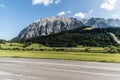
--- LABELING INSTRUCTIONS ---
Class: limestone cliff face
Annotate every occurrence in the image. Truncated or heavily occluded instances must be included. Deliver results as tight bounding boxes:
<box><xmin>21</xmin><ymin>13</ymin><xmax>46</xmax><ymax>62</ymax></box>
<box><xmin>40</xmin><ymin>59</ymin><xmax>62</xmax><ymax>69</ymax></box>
<box><xmin>14</xmin><ymin>17</ymin><xmax>120</xmax><ymax>41</ymax></box>
<box><xmin>82</xmin><ymin>18</ymin><xmax>120</xmax><ymax>28</ymax></box>
<box><xmin>17</xmin><ymin>16</ymin><xmax>84</xmax><ymax>40</ymax></box>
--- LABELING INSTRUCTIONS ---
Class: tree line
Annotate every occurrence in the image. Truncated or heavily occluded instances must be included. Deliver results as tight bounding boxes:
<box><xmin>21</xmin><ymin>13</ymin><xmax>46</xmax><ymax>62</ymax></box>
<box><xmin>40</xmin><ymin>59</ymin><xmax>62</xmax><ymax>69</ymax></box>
<box><xmin>21</xmin><ymin>26</ymin><xmax>120</xmax><ymax>47</ymax></box>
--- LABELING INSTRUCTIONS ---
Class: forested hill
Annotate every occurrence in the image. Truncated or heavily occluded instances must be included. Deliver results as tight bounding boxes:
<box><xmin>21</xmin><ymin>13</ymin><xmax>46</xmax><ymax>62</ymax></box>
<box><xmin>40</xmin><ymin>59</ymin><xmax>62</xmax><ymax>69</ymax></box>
<box><xmin>13</xmin><ymin>17</ymin><xmax>120</xmax><ymax>41</ymax></box>
<box><xmin>22</xmin><ymin>26</ymin><xmax>120</xmax><ymax>47</ymax></box>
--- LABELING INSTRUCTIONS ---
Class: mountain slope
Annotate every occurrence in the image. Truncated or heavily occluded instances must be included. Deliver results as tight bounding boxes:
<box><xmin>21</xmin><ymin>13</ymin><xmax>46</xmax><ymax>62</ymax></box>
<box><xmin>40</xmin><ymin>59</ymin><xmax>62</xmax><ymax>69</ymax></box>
<box><xmin>82</xmin><ymin>18</ymin><xmax>120</xmax><ymax>28</ymax></box>
<box><xmin>23</xmin><ymin>26</ymin><xmax>120</xmax><ymax>47</ymax></box>
<box><xmin>109</xmin><ymin>33</ymin><xmax>120</xmax><ymax>44</ymax></box>
<box><xmin>13</xmin><ymin>17</ymin><xmax>120</xmax><ymax>41</ymax></box>
<box><xmin>15</xmin><ymin>16</ymin><xmax>84</xmax><ymax>40</ymax></box>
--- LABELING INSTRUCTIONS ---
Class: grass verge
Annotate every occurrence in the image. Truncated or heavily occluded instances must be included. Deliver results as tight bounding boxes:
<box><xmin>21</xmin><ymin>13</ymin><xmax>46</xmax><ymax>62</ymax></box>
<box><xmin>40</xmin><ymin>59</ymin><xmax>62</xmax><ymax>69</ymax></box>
<box><xmin>0</xmin><ymin>50</ymin><xmax>120</xmax><ymax>63</ymax></box>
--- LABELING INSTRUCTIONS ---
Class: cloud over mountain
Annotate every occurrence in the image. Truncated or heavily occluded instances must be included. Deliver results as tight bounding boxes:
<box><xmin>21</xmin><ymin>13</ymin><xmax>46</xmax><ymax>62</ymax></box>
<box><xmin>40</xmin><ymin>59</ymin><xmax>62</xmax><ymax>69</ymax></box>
<box><xmin>100</xmin><ymin>0</ymin><xmax>117</xmax><ymax>11</ymax></box>
<box><xmin>57</xmin><ymin>11</ymin><xmax>71</xmax><ymax>16</ymax></box>
<box><xmin>57</xmin><ymin>11</ymin><xmax>65</xmax><ymax>16</ymax></box>
<box><xmin>32</xmin><ymin>0</ymin><xmax>60</xmax><ymax>6</ymax></box>
<box><xmin>74</xmin><ymin>12</ymin><xmax>86</xmax><ymax>19</ymax></box>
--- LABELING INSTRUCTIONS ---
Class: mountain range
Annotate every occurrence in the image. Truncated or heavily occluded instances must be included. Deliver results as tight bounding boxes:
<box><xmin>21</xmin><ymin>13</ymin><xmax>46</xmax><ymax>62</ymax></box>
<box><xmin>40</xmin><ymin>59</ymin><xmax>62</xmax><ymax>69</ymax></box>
<box><xmin>13</xmin><ymin>16</ymin><xmax>120</xmax><ymax>41</ymax></box>
<box><xmin>82</xmin><ymin>18</ymin><xmax>120</xmax><ymax>28</ymax></box>
<box><xmin>22</xmin><ymin>26</ymin><xmax>120</xmax><ymax>47</ymax></box>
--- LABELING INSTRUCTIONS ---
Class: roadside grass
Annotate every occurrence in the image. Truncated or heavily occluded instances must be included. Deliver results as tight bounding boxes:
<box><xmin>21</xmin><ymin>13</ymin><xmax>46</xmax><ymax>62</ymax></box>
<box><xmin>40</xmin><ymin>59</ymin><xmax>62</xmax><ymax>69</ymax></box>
<box><xmin>0</xmin><ymin>50</ymin><xmax>120</xmax><ymax>63</ymax></box>
<box><xmin>1</xmin><ymin>43</ymin><xmax>120</xmax><ymax>63</ymax></box>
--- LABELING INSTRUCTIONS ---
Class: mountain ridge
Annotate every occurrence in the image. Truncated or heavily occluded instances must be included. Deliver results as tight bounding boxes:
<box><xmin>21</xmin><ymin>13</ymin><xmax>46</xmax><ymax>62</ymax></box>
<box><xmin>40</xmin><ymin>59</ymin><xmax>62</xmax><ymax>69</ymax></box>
<box><xmin>13</xmin><ymin>16</ymin><xmax>120</xmax><ymax>41</ymax></box>
<box><xmin>82</xmin><ymin>18</ymin><xmax>120</xmax><ymax>28</ymax></box>
<box><xmin>22</xmin><ymin>26</ymin><xmax>120</xmax><ymax>47</ymax></box>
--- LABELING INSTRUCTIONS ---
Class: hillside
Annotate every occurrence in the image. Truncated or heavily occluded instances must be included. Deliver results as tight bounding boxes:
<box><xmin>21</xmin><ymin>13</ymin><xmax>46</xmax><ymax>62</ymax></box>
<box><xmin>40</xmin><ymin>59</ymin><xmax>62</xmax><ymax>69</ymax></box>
<box><xmin>13</xmin><ymin>16</ymin><xmax>120</xmax><ymax>41</ymax></box>
<box><xmin>109</xmin><ymin>33</ymin><xmax>120</xmax><ymax>44</ymax></box>
<box><xmin>13</xmin><ymin>16</ymin><xmax>84</xmax><ymax>40</ymax></box>
<box><xmin>82</xmin><ymin>18</ymin><xmax>120</xmax><ymax>28</ymax></box>
<box><xmin>22</xmin><ymin>26</ymin><xmax>120</xmax><ymax>47</ymax></box>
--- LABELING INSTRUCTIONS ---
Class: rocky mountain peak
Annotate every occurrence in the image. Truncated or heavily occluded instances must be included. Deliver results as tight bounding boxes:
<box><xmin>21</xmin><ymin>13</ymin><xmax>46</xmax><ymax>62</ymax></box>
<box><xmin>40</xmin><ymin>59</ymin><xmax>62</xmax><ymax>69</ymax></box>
<box><xmin>17</xmin><ymin>16</ymin><xmax>84</xmax><ymax>40</ymax></box>
<box><xmin>13</xmin><ymin>17</ymin><xmax>120</xmax><ymax>41</ymax></box>
<box><xmin>82</xmin><ymin>18</ymin><xmax>120</xmax><ymax>28</ymax></box>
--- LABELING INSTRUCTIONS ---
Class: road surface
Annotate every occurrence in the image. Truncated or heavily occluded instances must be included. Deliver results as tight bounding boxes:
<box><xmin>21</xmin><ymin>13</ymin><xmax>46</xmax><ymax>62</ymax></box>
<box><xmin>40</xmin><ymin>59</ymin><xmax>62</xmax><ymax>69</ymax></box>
<box><xmin>0</xmin><ymin>58</ymin><xmax>120</xmax><ymax>80</ymax></box>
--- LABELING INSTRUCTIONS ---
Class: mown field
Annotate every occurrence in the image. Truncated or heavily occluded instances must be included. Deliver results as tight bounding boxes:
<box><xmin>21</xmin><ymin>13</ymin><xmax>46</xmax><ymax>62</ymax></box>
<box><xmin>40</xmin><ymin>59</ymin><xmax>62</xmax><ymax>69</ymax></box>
<box><xmin>0</xmin><ymin>43</ymin><xmax>120</xmax><ymax>63</ymax></box>
<box><xmin>1</xmin><ymin>50</ymin><xmax>120</xmax><ymax>63</ymax></box>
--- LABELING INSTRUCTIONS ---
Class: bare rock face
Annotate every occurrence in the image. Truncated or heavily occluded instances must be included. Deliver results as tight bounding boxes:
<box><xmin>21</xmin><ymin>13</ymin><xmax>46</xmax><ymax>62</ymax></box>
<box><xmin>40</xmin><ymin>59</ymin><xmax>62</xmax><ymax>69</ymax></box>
<box><xmin>17</xmin><ymin>16</ymin><xmax>84</xmax><ymax>40</ymax></box>
<box><xmin>13</xmin><ymin>16</ymin><xmax>120</xmax><ymax>41</ymax></box>
<box><xmin>82</xmin><ymin>18</ymin><xmax>120</xmax><ymax>28</ymax></box>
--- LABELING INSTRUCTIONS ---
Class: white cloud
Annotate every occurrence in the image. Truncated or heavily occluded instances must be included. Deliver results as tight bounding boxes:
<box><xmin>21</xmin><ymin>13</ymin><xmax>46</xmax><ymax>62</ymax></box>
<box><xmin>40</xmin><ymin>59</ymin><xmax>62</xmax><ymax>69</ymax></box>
<box><xmin>100</xmin><ymin>0</ymin><xmax>117</xmax><ymax>11</ymax></box>
<box><xmin>67</xmin><ymin>11</ymin><xmax>72</xmax><ymax>13</ymax></box>
<box><xmin>55</xmin><ymin>0</ymin><xmax>60</xmax><ymax>4</ymax></box>
<box><xmin>32</xmin><ymin>0</ymin><xmax>61</xmax><ymax>6</ymax></box>
<box><xmin>86</xmin><ymin>9</ymin><xmax>94</xmax><ymax>18</ymax></box>
<box><xmin>57</xmin><ymin>11</ymin><xmax>66</xmax><ymax>16</ymax></box>
<box><xmin>0</xmin><ymin>4</ymin><xmax>5</xmax><ymax>8</ymax></box>
<box><xmin>74</xmin><ymin>9</ymin><xmax>94</xmax><ymax>19</ymax></box>
<box><xmin>32</xmin><ymin>0</ymin><xmax>53</xmax><ymax>6</ymax></box>
<box><xmin>74</xmin><ymin>12</ymin><xmax>86</xmax><ymax>19</ymax></box>
<box><xmin>88</xmin><ymin>9</ymin><xmax>94</xmax><ymax>14</ymax></box>
<box><xmin>57</xmin><ymin>10</ymin><xmax>71</xmax><ymax>16</ymax></box>
<box><xmin>112</xmin><ymin>14</ymin><xmax>120</xmax><ymax>19</ymax></box>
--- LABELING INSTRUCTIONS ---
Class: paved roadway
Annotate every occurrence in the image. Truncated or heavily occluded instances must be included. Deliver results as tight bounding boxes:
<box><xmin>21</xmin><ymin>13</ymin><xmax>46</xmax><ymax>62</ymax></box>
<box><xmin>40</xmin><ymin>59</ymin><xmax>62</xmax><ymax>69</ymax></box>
<box><xmin>0</xmin><ymin>58</ymin><xmax>120</xmax><ymax>80</ymax></box>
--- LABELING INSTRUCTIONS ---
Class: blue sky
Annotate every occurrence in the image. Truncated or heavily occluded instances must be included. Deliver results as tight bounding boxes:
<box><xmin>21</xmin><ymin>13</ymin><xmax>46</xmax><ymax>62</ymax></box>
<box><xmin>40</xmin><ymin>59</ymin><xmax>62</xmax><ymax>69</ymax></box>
<box><xmin>0</xmin><ymin>0</ymin><xmax>120</xmax><ymax>40</ymax></box>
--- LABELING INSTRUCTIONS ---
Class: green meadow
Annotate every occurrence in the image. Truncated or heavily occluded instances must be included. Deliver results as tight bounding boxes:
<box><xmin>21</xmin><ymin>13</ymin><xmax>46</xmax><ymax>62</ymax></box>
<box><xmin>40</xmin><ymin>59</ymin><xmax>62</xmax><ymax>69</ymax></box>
<box><xmin>0</xmin><ymin>43</ymin><xmax>120</xmax><ymax>63</ymax></box>
<box><xmin>1</xmin><ymin>50</ymin><xmax>120</xmax><ymax>63</ymax></box>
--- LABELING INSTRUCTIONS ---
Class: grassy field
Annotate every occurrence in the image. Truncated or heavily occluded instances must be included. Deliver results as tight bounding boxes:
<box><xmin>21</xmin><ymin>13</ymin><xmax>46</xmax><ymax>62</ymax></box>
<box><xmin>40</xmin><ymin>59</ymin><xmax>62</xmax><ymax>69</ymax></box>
<box><xmin>1</xmin><ymin>43</ymin><xmax>47</xmax><ymax>49</ymax></box>
<box><xmin>1</xmin><ymin>42</ymin><xmax>120</xmax><ymax>63</ymax></box>
<box><xmin>1</xmin><ymin>50</ymin><xmax>120</xmax><ymax>63</ymax></box>
<box><xmin>0</xmin><ymin>43</ymin><xmax>105</xmax><ymax>52</ymax></box>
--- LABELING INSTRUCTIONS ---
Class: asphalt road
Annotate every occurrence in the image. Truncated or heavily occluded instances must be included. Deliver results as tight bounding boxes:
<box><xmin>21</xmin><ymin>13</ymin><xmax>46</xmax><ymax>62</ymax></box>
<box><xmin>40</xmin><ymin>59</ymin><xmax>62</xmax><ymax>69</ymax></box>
<box><xmin>0</xmin><ymin>58</ymin><xmax>120</xmax><ymax>80</ymax></box>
